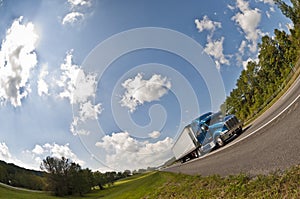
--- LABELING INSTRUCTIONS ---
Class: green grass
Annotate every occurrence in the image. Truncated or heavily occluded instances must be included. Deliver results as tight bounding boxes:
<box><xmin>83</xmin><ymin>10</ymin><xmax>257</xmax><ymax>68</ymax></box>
<box><xmin>0</xmin><ymin>185</ymin><xmax>56</xmax><ymax>199</ymax></box>
<box><xmin>1</xmin><ymin>166</ymin><xmax>300</xmax><ymax>198</ymax></box>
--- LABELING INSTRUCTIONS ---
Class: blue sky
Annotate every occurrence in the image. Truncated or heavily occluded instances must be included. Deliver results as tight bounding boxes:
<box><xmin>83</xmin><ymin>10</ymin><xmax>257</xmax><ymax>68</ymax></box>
<box><xmin>0</xmin><ymin>0</ymin><xmax>292</xmax><ymax>171</ymax></box>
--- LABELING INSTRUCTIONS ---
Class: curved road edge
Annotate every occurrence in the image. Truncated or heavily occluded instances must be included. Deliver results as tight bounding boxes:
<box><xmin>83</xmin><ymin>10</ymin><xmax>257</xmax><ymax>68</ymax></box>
<box><xmin>163</xmin><ymin>74</ymin><xmax>300</xmax><ymax>176</ymax></box>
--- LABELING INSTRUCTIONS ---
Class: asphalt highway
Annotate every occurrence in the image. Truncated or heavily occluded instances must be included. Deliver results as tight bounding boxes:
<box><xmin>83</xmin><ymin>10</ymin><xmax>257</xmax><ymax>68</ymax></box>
<box><xmin>164</xmin><ymin>75</ymin><xmax>300</xmax><ymax>176</ymax></box>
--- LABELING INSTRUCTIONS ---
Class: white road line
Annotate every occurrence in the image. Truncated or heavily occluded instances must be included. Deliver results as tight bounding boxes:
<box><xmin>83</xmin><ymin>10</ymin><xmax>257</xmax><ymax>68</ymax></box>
<box><xmin>282</xmin><ymin>76</ymin><xmax>300</xmax><ymax>100</ymax></box>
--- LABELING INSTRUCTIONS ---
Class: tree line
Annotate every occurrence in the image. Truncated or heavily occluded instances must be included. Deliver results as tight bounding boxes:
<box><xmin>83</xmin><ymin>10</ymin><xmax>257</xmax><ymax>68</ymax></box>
<box><xmin>40</xmin><ymin>156</ymin><xmax>135</xmax><ymax>196</ymax></box>
<box><xmin>221</xmin><ymin>0</ymin><xmax>300</xmax><ymax>121</ymax></box>
<box><xmin>0</xmin><ymin>160</ymin><xmax>46</xmax><ymax>190</ymax></box>
<box><xmin>0</xmin><ymin>157</ymin><xmax>149</xmax><ymax>196</ymax></box>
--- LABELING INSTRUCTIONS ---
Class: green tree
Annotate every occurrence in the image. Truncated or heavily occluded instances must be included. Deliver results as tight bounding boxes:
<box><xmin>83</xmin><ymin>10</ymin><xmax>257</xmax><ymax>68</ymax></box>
<box><xmin>0</xmin><ymin>165</ymin><xmax>8</xmax><ymax>183</ymax></box>
<box><xmin>223</xmin><ymin>0</ymin><xmax>300</xmax><ymax>121</ymax></box>
<box><xmin>41</xmin><ymin>156</ymin><xmax>70</xmax><ymax>196</ymax></box>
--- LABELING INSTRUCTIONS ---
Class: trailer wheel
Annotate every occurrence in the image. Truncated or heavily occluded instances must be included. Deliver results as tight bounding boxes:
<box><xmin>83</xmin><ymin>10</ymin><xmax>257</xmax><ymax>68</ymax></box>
<box><xmin>181</xmin><ymin>157</ymin><xmax>186</xmax><ymax>163</ymax></box>
<box><xmin>216</xmin><ymin>137</ymin><xmax>225</xmax><ymax>147</ymax></box>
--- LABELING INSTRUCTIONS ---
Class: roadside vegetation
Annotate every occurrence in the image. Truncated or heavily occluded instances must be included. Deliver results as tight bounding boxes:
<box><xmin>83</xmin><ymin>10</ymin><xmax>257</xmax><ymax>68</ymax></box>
<box><xmin>221</xmin><ymin>0</ymin><xmax>300</xmax><ymax>123</ymax></box>
<box><xmin>0</xmin><ymin>157</ymin><xmax>135</xmax><ymax>197</ymax></box>
<box><xmin>1</xmin><ymin>165</ymin><xmax>300</xmax><ymax>199</ymax></box>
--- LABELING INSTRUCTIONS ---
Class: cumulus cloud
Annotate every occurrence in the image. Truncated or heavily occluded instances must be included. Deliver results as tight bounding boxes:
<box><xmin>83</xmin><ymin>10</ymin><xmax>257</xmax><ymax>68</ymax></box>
<box><xmin>204</xmin><ymin>37</ymin><xmax>230</xmax><ymax>70</ymax></box>
<box><xmin>62</xmin><ymin>12</ymin><xmax>84</xmax><ymax>25</ymax></box>
<box><xmin>0</xmin><ymin>143</ymin><xmax>39</xmax><ymax>170</ymax></box>
<box><xmin>194</xmin><ymin>15</ymin><xmax>229</xmax><ymax>69</ymax></box>
<box><xmin>195</xmin><ymin>15</ymin><xmax>221</xmax><ymax>39</ymax></box>
<box><xmin>62</xmin><ymin>0</ymin><xmax>92</xmax><ymax>25</ymax></box>
<box><xmin>56</xmin><ymin>50</ymin><xmax>102</xmax><ymax>136</ymax></box>
<box><xmin>95</xmin><ymin>132</ymin><xmax>173</xmax><ymax>171</ymax></box>
<box><xmin>120</xmin><ymin>73</ymin><xmax>171</xmax><ymax>112</ymax></box>
<box><xmin>70</xmin><ymin>100</ymin><xmax>102</xmax><ymax>135</ymax></box>
<box><xmin>57</xmin><ymin>50</ymin><xmax>97</xmax><ymax>104</ymax></box>
<box><xmin>32</xmin><ymin>144</ymin><xmax>44</xmax><ymax>155</ymax></box>
<box><xmin>0</xmin><ymin>142</ymin><xmax>12</xmax><ymax>162</ymax></box>
<box><xmin>0</xmin><ymin>142</ymin><xmax>25</xmax><ymax>166</ymax></box>
<box><xmin>238</xmin><ymin>40</ymin><xmax>247</xmax><ymax>55</ymax></box>
<box><xmin>236</xmin><ymin>40</ymin><xmax>248</xmax><ymax>66</ymax></box>
<box><xmin>37</xmin><ymin>64</ymin><xmax>49</xmax><ymax>96</ymax></box>
<box><xmin>79</xmin><ymin>100</ymin><xmax>102</xmax><ymax>121</ymax></box>
<box><xmin>0</xmin><ymin>17</ymin><xmax>38</xmax><ymax>107</ymax></box>
<box><xmin>24</xmin><ymin>143</ymin><xmax>85</xmax><ymax>167</ymax></box>
<box><xmin>232</xmin><ymin>0</ymin><xmax>262</xmax><ymax>53</ymax></box>
<box><xmin>148</xmin><ymin>131</ymin><xmax>161</xmax><ymax>139</ymax></box>
<box><xmin>68</xmin><ymin>0</ymin><xmax>92</xmax><ymax>7</ymax></box>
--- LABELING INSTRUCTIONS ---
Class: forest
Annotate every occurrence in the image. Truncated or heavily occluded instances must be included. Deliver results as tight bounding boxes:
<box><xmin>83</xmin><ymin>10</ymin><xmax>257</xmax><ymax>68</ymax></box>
<box><xmin>0</xmin><ymin>157</ymin><xmax>147</xmax><ymax>196</ymax></box>
<box><xmin>221</xmin><ymin>0</ymin><xmax>300</xmax><ymax>121</ymax></box>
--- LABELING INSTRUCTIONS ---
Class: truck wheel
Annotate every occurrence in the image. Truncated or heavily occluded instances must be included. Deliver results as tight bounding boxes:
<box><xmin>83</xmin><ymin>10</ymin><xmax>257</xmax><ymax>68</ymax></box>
<box><xmin>216</xmin><ymin>137</ymin><xmax>225</xmax><ymax>147</ymax></box>
<box><xmin>237</xmin><ymin>128</ymin><xmax>243</xmax><ymax>135</ymax></box>
<box><xmin>196</xmin><ymin>149</ymin><xmax>202</xmax><ymax>157</ymax></box>
<box><xmin>181</xmin><ymin>158</ymin><xmax>186</xmax><ymax>163</ymax></box>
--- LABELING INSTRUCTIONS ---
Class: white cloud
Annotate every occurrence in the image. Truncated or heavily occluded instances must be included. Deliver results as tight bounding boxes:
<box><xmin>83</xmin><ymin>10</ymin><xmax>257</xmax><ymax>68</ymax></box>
<box><xmin>0</xmin><ymin>17</ymin><xmax>38</xmax><ymax>107</ymax></box>
<box><xmin>227</xmin><ymin>4</ymin><xmax>235</xmax><ymax>10</ymax></box>
<box><xmin>32</xmin><ymin>144</ymin><xmax>44</xmax><ymax>155</ymax></box>
<box><xmin>56</xmin><ymin>50</ymin><xmax>101</xmax><ymax>136</ymax></box>
<box><xmin>62</xmin><ymin>12</ymin><xmax>84</xmax><ymax>25</ymax></box>
<box><xmin>0</xmin><ymin>142</ymin><xmax>84</xmax><ymax>171</ymax></box>
<box><xmin>70</xmin><ymin>100</ymin><xmax>102</xmax><ymax>135</ymax></box>
<box><xmin>232</xmin><ymin>0</ymin><xmax>262</xmax><ymax>53</ymax></box>
<box><xmin>149</xmin><ymin>131</ymin><xmax>161</xmax><ymax>139</ymax></box>
<box><xmin>0</xmin><ymin>142</ymin><xmax>12</xmax><ymax>162</ymax></box>
<box><xmin>29</xmin><ymin>143</ymin><xmax>84</xmax><ymax>166</ymax></box>
<box><xmin>95</xmin><ymin>132</ymin><xmax>173</xmax><ymax>171</ymax></box>
<box><xmin>195</xmin><ymin>15</ymin><xmax>221</xmax><ymax>33</ymax></box>
<box><xmin>18</xmin><ymin>143</ymin><xmax>85</xmax><ymax>170</ymax></box>
<box><xmin>0</xmin><ymin>143</ymin><xmax>25</xmax><ymax>168</ymax></box>
<box><xmin>68</xmin><ymin>0</ymin><xmax>92</xmax><ymax>7</ymax></box>
<box><xmin>37</xmin><ymin>64</ymin><xmax>49</xmax><ymax>96</ymax></box>
<box><xmin>43</xmin><ymin>143</ymin><xmax>84</xmax><ymax>165</ymax></box>
<box><xmin>204</xmin><ymin>37</ymin><xmax>229</xmax><ymax>70</ymax></box>
<box><xmin>120</xmin><ymin>73</ymin><xmax>171</xmax><ymax>112</ymax></box>
<box><xmin>266</xmin><ymin>11</ymin><xmax>271</xmax><ymax>19</ymax></box>
<box><xmin>79</xmin><ymin>100</ymin><xmax>102</xmax><ymax>121</ymax></box>
<box><xmin>62</xmin><ymin>0</ymin><xmax>92</xmax><ymax>26</ymax></box>
<box><xmin>194</xmin><ymin>15</ymin><xmax>229</xmax><ymax>69</ymax></box>
<box><xmin>258</xmin><ymin>0</ymin><xmax>274</xmax><ymax>5</ymax></box>
<box><xmin>57</xmin><ymin>50</ymin><xmax>97</xmax><ymax>104</ymax></box>
<box><xmin>236</xmin><ymin>40</ymin><xmax>248</xmax><ymax>66</ymax></box>
<box><xmin>238</xmin><ymin>40</ymin><xmax>247</xmax><ymax>55</ymax></box>
<box><xmin>242</xmin><ymin>57</ymin><xmax>258</xmax><ymax>70</ymax></box>
<box><xmin>195</xmin><ymin>15</ymin><xmax>222</xmax><ymax>42</ymax></box>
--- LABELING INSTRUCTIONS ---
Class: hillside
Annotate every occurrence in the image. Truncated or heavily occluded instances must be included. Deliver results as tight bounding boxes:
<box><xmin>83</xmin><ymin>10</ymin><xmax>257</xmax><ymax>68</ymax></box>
<box><xmin>0</xmin><ymin>160</ymin><xmax>46</xmax><ymax>190</ymax></box>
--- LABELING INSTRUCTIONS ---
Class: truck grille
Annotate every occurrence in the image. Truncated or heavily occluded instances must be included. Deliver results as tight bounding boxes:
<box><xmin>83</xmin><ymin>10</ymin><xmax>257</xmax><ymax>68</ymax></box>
<box><xmin>225</xmin><ymin>116</ymin><xmax>239</xmax><ymax>130</ymax></box>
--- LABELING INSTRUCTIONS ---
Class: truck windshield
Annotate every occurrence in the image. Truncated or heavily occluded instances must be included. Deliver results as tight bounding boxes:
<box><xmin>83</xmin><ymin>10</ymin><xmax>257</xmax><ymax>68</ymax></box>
<box><xmin>196</xmin><ymin>125</ymin><xmax>207</xmax><ymax>144</ymax></box>
<box><xmin>197</xmin><ymin>112</ymin><xmax>213</xmax><ymax>121</ymax></box>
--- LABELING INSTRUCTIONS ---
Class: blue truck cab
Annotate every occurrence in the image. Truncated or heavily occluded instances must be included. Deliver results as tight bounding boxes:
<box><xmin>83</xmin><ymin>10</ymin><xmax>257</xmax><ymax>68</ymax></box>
<box><xmin>190</xmin><ymin>112</ymin><xmax>243</xmax><ymax>155</ymax></box>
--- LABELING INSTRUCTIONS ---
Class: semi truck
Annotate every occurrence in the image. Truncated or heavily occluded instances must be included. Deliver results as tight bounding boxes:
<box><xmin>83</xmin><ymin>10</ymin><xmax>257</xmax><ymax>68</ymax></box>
<box><xmin>172</xmin><ymin>112</ymin><xmax>243</xmax><ymax>163</ymax></box>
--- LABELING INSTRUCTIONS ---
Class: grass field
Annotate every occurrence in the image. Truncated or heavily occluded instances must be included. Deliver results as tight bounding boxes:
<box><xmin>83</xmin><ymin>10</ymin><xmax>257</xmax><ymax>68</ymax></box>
<box><xmin>1</xmin><ymin>165</ymin><xmax>299</xmax><ymax>199</ymax></box>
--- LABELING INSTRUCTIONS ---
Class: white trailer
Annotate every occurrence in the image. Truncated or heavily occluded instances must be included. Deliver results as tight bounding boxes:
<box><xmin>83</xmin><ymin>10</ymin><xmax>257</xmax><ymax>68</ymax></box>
<box><xmin>171</xmin><ymin>125</ymin><xmax>200</xmax><ymax>162</ymax></box>
<box><xmin>171</xmin><ymin>112</ymin><xmax>243</xmax><ymax>163</ymax></box>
